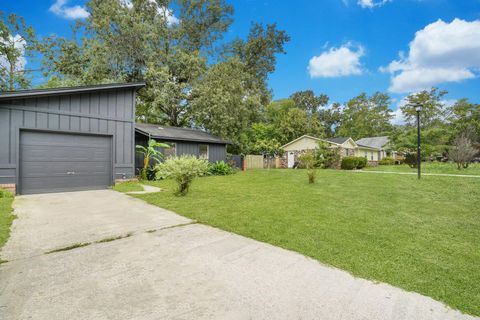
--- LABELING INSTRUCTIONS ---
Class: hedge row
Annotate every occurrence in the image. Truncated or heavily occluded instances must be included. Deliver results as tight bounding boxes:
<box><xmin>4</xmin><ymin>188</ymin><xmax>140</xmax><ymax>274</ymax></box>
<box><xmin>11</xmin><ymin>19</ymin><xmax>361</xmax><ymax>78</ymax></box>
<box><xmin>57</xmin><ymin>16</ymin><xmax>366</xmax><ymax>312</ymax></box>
<box><xmin>341</xmin><ymin>156</ymin><xmax>368</xmax><ymax>170</ymax></box>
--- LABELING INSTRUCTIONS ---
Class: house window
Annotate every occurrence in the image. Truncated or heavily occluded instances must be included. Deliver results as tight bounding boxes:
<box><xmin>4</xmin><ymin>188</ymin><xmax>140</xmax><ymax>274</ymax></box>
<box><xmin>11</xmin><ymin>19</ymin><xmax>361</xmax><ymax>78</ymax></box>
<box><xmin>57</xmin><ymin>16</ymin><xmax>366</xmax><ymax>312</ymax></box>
<box><xmin>364</xmin><ymin>151</ymin><xmax>368</xmax><ymax>158</ymax></box>
<box><xmin>163</xmin><ymin>142</ymin><xmax>176</xmax><ymax>158</ymax></box>
<box><xmin>199</xmin><ymin>144</ymin><xmax>209</xmax><ymax>160</ymax></box>
<box><xmin>370</xmin><ymin>152</ymin><xmax>374</xmax><ymax>161</ymax></box>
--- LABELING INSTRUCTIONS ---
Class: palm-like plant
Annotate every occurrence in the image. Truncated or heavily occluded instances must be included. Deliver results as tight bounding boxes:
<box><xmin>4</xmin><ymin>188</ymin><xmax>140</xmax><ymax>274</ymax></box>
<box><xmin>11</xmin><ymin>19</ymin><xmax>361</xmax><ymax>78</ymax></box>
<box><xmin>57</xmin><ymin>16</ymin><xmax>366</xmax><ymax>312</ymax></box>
<box><xmin>136</xmin><ymin>139</ymin><xmax>170</xmax><ymax>180</ymax></box>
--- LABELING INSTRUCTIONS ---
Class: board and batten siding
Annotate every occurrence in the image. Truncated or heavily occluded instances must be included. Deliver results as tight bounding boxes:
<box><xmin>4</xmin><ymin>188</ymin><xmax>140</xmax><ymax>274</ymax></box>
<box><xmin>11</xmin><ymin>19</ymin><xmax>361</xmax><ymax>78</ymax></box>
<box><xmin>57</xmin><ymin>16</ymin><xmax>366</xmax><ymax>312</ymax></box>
<box><xmin>134</xmin><ymin>133</ymin><xmax>227</xmax><ymax>174</ymax></box>
<box><xmin>0</xmin><ymin>89</ymin><xmax>136</xmax><ymax>186</ymax></box>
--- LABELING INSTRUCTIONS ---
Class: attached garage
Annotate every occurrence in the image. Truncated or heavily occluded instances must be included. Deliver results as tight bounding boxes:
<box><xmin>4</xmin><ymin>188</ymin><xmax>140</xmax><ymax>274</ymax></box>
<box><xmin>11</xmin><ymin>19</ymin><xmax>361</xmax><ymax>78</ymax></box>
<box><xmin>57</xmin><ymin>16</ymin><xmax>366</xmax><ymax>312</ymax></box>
<box><xmin>0</xmin><ymin>83</ymin><xmax>144</xmax><ymax>195</ymax></box>
<box><xmin>19</xmin><ymin>131</ymin><xmax>113</xmax><ymax>194</ymax></box>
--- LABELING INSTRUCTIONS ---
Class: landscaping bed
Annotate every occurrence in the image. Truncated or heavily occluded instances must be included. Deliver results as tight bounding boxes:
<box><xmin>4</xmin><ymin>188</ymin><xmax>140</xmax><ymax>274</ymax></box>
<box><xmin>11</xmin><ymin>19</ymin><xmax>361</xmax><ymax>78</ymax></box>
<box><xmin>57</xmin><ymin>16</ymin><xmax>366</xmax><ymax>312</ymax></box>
<box><xmin>136</xmin><ymin>169</ymin><xmax>480</xmax><ymax>316</ymax></box>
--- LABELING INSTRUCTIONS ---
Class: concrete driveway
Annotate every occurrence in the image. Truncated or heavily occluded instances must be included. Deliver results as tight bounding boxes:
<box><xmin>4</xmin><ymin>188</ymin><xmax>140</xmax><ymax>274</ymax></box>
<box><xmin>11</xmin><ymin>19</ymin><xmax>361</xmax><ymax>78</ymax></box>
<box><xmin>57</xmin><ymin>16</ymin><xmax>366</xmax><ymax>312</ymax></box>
<box><xmin>0</xmin><ymin>191</ymin><xmax>477</xmax><ymax>320</ymax></box>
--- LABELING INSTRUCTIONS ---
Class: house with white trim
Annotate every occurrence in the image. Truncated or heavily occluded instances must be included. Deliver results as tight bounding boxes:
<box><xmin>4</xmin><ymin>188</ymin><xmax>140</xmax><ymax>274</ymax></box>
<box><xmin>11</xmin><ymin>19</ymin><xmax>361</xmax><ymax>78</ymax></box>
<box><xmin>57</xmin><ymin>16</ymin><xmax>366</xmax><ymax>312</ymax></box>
<box><xmin>281</xmin><ymin>135</ymin><xmax>394</xmax><ymax>168</ymax></box>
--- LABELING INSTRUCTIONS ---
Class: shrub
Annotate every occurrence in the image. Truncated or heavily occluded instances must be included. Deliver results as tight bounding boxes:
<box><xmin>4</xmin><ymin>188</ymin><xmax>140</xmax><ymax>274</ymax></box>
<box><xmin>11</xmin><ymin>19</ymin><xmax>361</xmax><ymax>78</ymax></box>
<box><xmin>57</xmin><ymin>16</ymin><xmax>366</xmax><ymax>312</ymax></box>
<box><xmin>379</xmin><ymin>157</ymin><xmax>395</xmax><ymax>165</ymax></box>
<box><xmin>155</xmin><ymin>155</ymin><xmax>208</xmax><ymax>196</ymax></box>
<box><xmin>208</xmin><ymin>161</ymin><xmax>236</xmax><ymax>175</ymax></box>
<box><xmin>315</xmin><ymin>141</ymin><xmax>341</xmax><ymax>169</ymax></box>
<box><xmin>341</xmin><ymin>156</ymin><xmax>367</xmax><ymax>170</ymax></box>
<box><xmin>0</xmin><ymin>189</ymin><xmax>13</xmax><ymax>198</ymax></box>
<box><xmin>136</xmin><ymin>139</ymin><xmax>170</xmax><ymax>180</ymax></box>
<box><xmin>298</xmin><ymin>152</ymin><xmax>317</xmax><ymax>184</ymax></box>
<box><xmin>404</xmin><ymin>152</ymin><xmax>418</xmax><ymax>168</ymax></box>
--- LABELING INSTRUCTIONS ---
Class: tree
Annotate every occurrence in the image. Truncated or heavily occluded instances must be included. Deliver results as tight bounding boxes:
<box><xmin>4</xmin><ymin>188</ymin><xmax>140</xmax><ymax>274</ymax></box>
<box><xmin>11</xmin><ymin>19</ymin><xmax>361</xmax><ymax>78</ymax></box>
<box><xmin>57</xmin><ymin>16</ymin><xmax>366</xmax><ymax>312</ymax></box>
<box><xmin>448</xmin><ymin>133</ymin><xmax>478</xmax><ymax>169</ymax></box>
<box><xmin>230</xmin><ymin>23</ymin><xmax>290</xmax><ymax>104</ymax></box>
<box><xmin>190</xmin><ymin>58</ymin><xmax>263</xmax><ymax>152</ymax></box>
<box><xmin>449</xmin><ymin>99</ymin><xmax>480</xmax><ymax>140</ymax></box>
<box><xmin>290</xmin><ymin>90</ymin><xmax>328</xmax><ymax>115</ymax></box>
<box><xmin>136</xmin><ymin>139</ymin><xmax>170</xmax><ymax>180</ymax></box>
<box><xmin>0</xmin><ymin>13</ymin><xmax>36</xmax><ymax>91</ymax></box>
<box><xmin>400</xmin><ymin>88</ymin><xmax>449</xmax><ymax>128</ymax></box>
<box><xmin>39</xmin><ymin>1</ymin><xmax>288</xmax><ymax>135</ymax></box>
<box><xmin>336</xmin><ymin>92</ymin><xmax>393</xmax><ymax>139</ymax></box>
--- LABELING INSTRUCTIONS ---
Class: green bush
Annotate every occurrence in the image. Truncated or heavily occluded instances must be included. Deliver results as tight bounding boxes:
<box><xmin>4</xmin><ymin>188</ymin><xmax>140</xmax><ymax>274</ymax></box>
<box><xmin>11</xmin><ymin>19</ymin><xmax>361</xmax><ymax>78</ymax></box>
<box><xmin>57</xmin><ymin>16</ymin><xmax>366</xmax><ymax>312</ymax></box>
<box><xmin>208</xmin><ymin>161</ymin><xmax>237</xmax><ymax>175</ymax></box>
<box><xmin>155</xmin><ymin>155</ymin><xmax>209</xmax><ymax>196</ymax></box>
<box><xmin>379</xmin><ymin>157</ymin><xmax>395</xmax><ymax>165</ymax></box>
<box><xmin>298</xmin><ymin>152</ymin><xmax>317</xmax><ymax>183</ymax></box>
<box><xmin>405</xmin><ymin>152</ymin><xmax>418</xmax><ymax>168</ymax></box>
<box><xmin>0</xmin><ymin>189</ymin><xmax>13</xmax><ymax>199</ymax></box>
<box><xmin>315</xmin><ymin>141</ymin><xmax>341</xmax><ymax>168</ymax></box>
<box><xmin>341</xmin><ymin>156</ymin><xmax>367</xmax><ymax>170</ymax></box>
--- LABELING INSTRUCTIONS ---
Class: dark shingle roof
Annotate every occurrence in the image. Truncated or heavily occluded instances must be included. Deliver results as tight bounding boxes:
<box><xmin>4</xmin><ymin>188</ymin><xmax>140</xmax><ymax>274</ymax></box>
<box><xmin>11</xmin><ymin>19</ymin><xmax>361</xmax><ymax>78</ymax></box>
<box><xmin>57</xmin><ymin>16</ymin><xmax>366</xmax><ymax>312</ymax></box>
<box><xmin>355</xmin><ymin>136</ymin><xmax>390</xmax><ymax>149</ymax></box>
<box><xmin>135</xmin><ymin>123</ymin><xmax>230</xmax><ymax>144</ymax></box>
<box><xmin>0</xmin><ymin>82</ymin><xmax>145</xmax><ymax>100</ymax></box>
<box><xmin>327</xmin><ymin>137</ymin><xmax>350</xmax><ymax>145</ymax></box>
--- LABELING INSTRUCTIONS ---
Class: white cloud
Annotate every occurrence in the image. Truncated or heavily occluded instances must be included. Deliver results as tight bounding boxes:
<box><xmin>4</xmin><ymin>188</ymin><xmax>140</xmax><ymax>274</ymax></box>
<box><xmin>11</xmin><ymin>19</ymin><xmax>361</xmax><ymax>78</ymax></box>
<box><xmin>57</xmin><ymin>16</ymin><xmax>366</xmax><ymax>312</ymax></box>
<box><xmin>357</xmin><ymin>0</ymin><xmax>391</xmax><ymax>8</ymax></box>
<box><xmin>0</xmin><ymin>34</ymin><xmax>27</xmax><ymax>72</ymax></box>
<box><xmin>121</xmin><ymin>0</ymin><xmax>179</xmax><ymax>25</ymax></box>
<box><xmin>382</xmin><ymin>18</ymin><xmax>480</xmax><ymax>93</ymax></box>
<box><xmin>308</xmin><ymin>44</ymin><xmax>365</xmax><ymax>78</ymax></box>
<box><xmin>390</xmin><ymin>108</ymin><xmax>405</xmax><ymax>125</ymax></box>
<box><xmin>49</xmin><ymin>0</ymin><xmax>89</xmax><ymax>19</ymax></box>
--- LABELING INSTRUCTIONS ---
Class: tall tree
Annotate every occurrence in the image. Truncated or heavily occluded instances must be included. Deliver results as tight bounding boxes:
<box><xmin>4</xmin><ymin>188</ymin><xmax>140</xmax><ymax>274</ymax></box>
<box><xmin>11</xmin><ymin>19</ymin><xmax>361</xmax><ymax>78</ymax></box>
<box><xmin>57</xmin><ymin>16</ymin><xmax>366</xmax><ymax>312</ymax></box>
<box><xmin>230</xmin><ymin>23</ymin><xmax>290</xmax><ymax>104</ymax></box>
<box><xmin>0</xmin><ymin>13</ymin><xmax>36</xmax><ymax>91</ymax></box>
<box><xmin>400</xmin><ymin>88</ymin><xmax>449</xmax><ymax>128</ymax></box>
<box><xmin>290</xmin><ymin>90</ymin><xmax>328</xmax><ymax>114</ymax></box>
<box><xmin>336</xmin><ymin>92</ymin><xmax>393</xmax><ymax>139</ymax></box>
<box><xmin>39</xmin><ymin>0</ymin><xmax>288</xmax><ymax>132</ymax></box>
<box><xmin>449</xmin><ymin>98</ymin><xmax>480</xmax><ymax>140</ymax></box>
<box><xmin>190</xmin><ymin>58</ymin><xmax>263</xmax><ymax>151</ymax></box>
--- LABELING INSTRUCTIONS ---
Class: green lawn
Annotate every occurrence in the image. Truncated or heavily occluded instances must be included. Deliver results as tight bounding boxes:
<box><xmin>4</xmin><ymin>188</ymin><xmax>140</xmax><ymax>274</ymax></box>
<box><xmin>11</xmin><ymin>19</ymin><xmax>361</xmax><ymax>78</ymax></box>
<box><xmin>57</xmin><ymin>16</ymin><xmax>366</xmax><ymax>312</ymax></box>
<box><xmin>0</xmin><ymin>194</ymin><xmax>15</xmax><ymax>251</ymax></box>
<box><xmin>364</xmin><ymin>162</ymin><xmax>480</xmax><ymax>175</ymax></box>
<box><xmin>135</xmin><ymin>170</ymin><xmax>480</xmax><ymax>316</ymax></box>
<box><xmin>112</xmin><ymin>181</ymin><xmax>145</xmax><ymax>193</ymax></box>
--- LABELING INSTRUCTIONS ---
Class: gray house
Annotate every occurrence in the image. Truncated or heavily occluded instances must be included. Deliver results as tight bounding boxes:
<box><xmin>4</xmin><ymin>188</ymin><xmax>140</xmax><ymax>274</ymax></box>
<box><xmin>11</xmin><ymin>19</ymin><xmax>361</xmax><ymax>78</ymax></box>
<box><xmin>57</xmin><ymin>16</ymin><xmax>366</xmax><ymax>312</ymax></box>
<box><xmin>135</xmin><ymin>123</ymin><xmax>229</xmax><ymax>174</ymax></box>
<box><xmin>0</xmin><ymin>83</ymin><xmax>144</xmax><ymax>195</ymax></box>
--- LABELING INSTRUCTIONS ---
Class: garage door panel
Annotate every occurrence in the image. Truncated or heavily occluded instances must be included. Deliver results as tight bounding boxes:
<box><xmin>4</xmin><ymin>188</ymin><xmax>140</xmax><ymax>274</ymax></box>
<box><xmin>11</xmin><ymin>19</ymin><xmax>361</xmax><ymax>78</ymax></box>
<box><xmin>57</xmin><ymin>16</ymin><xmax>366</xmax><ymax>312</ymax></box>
<box><xmin>22</xmin><ymin>145</ymin><xmax>111</xmax><ymax>162</ymax></box>
<box><xmin>20</xmin><ymin>131</ymin><xmax>112</xmax><ymax>194</ymax></box>
<box><xmin>21</xmin><ymin>175</ymin><xmax>111</xmax><ymax>193</ymax></box>
<box><xmin>21</xmin><ymin>161</ymin><xmax>111</xmax><ymax>177</ymax></box>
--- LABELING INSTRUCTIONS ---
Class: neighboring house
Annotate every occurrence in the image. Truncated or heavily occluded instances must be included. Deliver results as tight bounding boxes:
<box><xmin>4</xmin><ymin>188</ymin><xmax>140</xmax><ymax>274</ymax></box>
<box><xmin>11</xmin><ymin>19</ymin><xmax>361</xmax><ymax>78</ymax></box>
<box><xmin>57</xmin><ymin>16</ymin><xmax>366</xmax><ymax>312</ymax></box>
<box><xmin>0</xmin><ymin>83</ymin><xmax>145</xmax><ymax>195</ymax></box>
<box><xmin>135</xmin><ymin>123</ymin><xmax>230</xmax><ymax>174</ymax></box>
<box><xmin>281</xmin><ymin>134</ymin><xmax>395</xmax><ymax>168</ymax></box>
<box><xmin>355</xmin><ymin>136</ymin><xmax>392</xmax><ymax>163</ymax></box>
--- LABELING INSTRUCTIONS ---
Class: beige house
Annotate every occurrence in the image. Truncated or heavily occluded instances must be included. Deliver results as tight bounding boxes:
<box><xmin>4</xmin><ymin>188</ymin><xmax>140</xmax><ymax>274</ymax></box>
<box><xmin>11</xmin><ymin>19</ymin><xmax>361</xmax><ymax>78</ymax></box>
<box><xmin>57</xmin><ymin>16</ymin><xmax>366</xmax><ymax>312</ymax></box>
<box><xmin>281</xmin><ymin>135</ymin><xmax>393</xmax><ymax>168</ymax></box>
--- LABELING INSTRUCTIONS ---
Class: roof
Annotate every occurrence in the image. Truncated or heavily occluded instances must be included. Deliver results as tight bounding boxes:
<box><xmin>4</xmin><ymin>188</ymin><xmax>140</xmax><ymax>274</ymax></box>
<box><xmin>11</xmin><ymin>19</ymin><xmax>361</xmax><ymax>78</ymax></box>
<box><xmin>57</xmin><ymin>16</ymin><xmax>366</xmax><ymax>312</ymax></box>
<box><xmin>280</xmin><ymin>135</ymin><xmax>324</xmax><ymax>149</ymax></box>
<box><xmin>135</xmin><ymin>123</ymin><xmax>230</xmax><ymax>145</ymax></box>
<box><xmin>355</xmin><ymin>136</ymin><xmax>390</xmax><ymax>149</ymax></box>
<box><xmin>0</xmin><ymin>82</ymin><xmax>146</xmax><ymax>100</ymax></box>
<box><xmin>326</xmin><ymin>137</ymin><xmax>350</xmax><ymax>145</ymax></box>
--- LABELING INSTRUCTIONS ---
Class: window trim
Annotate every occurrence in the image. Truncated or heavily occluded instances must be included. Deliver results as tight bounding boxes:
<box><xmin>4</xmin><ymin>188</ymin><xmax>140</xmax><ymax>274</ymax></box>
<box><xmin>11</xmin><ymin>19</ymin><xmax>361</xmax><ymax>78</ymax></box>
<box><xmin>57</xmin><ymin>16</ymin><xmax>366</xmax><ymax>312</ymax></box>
<box><xmin>198</xmin><ymin>144</ymin><xmax>209</xmax><ymax>160</ymax></box>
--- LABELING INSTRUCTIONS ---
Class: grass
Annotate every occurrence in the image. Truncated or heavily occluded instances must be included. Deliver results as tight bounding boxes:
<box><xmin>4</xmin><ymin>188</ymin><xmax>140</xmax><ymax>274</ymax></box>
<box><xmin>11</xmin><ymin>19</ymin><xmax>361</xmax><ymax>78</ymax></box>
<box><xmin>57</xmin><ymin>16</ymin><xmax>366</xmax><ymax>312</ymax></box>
<box><xmin>364</xmin><ymin>162</ymin><xmax>480</xmax><ymax>175</ymax></box>
<box><xmin>137</xmin><ymin>169</ymin><xmax>480</xmax><ymax>316</ymax></box>
<box><xmin>0</xmin><ymin>191</ymin><xmax>15</xmax><ymax>250</ymax></box>
<box><xmin>112</xmin><ymin>181</ymin><xmax>145</xmax><ymax>192</ymax></box>
<box><xmin>45</xmin><ymin>242</ymin><xmax>90</xmax><ymax>254</ymax></box>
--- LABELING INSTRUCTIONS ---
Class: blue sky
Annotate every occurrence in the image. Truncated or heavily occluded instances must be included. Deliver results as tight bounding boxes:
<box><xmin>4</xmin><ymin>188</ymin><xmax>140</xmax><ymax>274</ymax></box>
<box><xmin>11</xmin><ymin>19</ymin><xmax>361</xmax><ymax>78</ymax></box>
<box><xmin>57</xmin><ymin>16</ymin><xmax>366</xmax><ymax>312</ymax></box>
<box><xmin>2</xmin><ymin>0</ymin><xmax>480</xmax><ymax>120</ymax></box>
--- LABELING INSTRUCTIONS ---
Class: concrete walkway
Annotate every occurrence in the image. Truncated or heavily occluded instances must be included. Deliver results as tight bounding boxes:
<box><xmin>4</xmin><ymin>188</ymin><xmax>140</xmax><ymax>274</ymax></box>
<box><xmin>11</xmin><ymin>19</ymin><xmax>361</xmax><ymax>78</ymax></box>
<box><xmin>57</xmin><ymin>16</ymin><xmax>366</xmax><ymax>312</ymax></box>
<box><xmin>356</xmin><ymin>170</ymin><xmax>480</xmax><ymax>178</ymax></box>
<box><xmin>126</xmin><ymin>184</ymin><xmax>161</xmax><ymax>195</ymax></box>
<box><xmin>0</xmin><ymin>191</ymin><xmax>477</xmax><ymax>320</ymax></box>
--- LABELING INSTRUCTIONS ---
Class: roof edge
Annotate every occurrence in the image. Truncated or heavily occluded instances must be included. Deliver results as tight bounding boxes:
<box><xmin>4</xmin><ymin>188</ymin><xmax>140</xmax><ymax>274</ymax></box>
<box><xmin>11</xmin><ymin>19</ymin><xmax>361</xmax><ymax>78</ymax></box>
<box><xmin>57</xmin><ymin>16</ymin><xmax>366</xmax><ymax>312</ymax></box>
<box><xmin>135</xmin><ymin>127</ymin><xmax>231</xmax><ymax>145</ymax></box>
<box><xmin>0</xmin><ymin>82</ymin><xmax>146</xmax><ymax>100</ymax></box>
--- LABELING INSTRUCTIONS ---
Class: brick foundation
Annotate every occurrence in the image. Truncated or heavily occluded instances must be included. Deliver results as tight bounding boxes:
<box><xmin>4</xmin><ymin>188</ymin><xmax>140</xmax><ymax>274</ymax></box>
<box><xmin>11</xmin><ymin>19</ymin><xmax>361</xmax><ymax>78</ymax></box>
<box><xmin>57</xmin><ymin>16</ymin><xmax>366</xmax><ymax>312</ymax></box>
<box><xmin>0</xmin><ymin>184</ymin><xmax>16</xmax><ymax>195</ymax></box>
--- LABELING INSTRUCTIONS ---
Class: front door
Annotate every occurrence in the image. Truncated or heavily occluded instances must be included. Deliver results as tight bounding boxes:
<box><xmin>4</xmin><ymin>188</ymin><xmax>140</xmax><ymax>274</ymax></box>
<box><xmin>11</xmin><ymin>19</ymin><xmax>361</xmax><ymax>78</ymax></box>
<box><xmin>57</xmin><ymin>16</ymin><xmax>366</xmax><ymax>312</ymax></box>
<box><xmin>287</xmin><ymin>152</ymin><xmax>295</xmax><ymax>168</ymax></box>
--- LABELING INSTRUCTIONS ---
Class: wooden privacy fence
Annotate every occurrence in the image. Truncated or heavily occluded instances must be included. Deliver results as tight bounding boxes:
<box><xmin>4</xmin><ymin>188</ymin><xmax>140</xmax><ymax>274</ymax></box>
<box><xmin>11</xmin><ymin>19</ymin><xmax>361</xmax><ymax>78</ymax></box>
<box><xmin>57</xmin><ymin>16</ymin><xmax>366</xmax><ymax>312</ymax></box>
<box><xmin>244</xmin><ymin>155</ymin><xmax>264</xmax><ymax>169</ymax></box>
<box><xmin>243</xmin><ymin>155</ymin><xmax>283</xmax><ymax>170</ymax></box>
